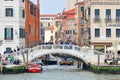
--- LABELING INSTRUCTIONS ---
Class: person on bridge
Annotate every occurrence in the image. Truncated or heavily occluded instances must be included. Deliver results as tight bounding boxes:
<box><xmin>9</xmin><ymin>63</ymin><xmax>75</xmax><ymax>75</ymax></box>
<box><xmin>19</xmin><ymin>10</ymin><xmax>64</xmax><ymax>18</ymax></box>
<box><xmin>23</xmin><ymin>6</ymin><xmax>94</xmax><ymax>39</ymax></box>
<box><xmin>16</xmin><ymin>46</ymin><xmax>20</xmax><ymax>51</ymax></box>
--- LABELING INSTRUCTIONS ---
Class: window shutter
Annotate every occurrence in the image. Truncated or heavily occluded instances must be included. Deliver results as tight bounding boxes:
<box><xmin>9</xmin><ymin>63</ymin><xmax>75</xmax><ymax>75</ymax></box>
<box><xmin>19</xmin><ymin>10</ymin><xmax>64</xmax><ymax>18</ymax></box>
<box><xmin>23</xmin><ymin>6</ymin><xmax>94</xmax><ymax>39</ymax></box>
<box><xmin>11</xmin><ymin>28</ymin><xmax>13</xmax><ymax>40</ymax></box>
<box><xmin>22</xmin><ymin>10</ymin><xmax>25</xmax><ymax>18</ymax></box>
<box><xmin>4</xmin><ymin>28</ymin><xmax>7</xmax><ymax>40</ymax></box>
<box><xmin>11</xmin><ymin>9</ymin><xmax>13</xmax><ymax>16</ymax></box>
<box><xmin>5</xmin><ymin>8</ymin><xmax>7</xmax><ymax>16</ymax></box>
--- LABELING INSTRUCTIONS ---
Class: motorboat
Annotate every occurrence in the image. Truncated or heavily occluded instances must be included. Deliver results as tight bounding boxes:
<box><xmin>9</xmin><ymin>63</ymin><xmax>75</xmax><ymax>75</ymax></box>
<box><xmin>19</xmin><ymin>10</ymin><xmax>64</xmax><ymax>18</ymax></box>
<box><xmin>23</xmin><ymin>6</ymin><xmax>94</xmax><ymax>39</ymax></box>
<box><xmin>46</xmin><ymin>58</ymin><xmax>58</xmax><ymax>65</ymax></box>
<box><xmin>28</xmin><ymin>63</ymin><xmax>42</xmax><ymax>73</ymax></box>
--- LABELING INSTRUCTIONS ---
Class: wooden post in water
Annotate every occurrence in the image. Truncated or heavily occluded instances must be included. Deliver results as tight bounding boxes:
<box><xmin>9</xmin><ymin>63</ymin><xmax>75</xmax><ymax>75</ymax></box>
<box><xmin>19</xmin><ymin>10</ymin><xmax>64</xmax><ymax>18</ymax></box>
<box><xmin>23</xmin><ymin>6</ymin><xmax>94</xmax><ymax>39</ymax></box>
<box><xmin>21</xmin><ymin>51</ymin><xmax>26</xmax><ymax>68</ymax></box>
<box><xmin>0</xmin><ymin>60</ymin><xmax>2</xmax><ymax>74</ymax></box>
<box><xmin>98</xmin><ymin>54</ymin><xmax>100</xmax><ymax>69</ymax></box>
<box><xmin>77</xmin><ymin>59</ymin><xmax>80</xmax><ymax>69</ymax></box>
<box><xmin>26</xmin><ymin>50</ymin><xmax>29</xmax><ymax>69</ymax></box>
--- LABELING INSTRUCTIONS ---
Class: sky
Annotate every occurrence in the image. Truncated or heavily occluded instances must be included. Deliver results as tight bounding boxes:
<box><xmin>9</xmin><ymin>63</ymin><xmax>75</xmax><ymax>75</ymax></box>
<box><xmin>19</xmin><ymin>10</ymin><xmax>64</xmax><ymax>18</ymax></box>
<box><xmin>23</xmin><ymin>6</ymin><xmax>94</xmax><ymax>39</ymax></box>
<box><xmin>31</xmin><ymin>0</ymin><xmax>66</xmax><ymax>14</ymax></box>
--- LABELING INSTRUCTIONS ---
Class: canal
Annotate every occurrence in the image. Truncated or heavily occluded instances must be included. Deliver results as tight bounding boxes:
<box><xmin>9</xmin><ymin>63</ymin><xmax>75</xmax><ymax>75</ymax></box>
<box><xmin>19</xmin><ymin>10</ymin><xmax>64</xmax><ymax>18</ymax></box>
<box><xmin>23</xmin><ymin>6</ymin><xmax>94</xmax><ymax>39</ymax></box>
<box><xmin>0</xmin><ymin>65</ymin><xmax>120</xmax><ymax>80</ymax></box>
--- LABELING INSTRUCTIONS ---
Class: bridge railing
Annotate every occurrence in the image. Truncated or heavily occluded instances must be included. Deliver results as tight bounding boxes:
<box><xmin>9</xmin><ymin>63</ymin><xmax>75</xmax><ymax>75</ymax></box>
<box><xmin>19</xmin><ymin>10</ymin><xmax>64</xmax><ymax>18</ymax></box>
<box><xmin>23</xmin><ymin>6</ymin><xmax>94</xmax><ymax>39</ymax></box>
<box><xmin>11</xmin><ymin>44</ymin><xmax>105</xmax><ymax>56</ymax></box>
<box><xmin>31</xmin><ymin>44</ymin><xmax>81</xmax><ymax>52</ymax></box>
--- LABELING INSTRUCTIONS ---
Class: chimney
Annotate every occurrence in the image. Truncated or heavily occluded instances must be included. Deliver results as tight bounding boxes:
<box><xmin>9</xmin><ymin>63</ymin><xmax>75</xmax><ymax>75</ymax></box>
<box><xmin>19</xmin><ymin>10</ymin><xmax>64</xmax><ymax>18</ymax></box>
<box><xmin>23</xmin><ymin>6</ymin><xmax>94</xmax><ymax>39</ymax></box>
<box><xmin>37</xmin><ymin>0</ymin><xmax>40</xmax><ymax>8</ymax></box>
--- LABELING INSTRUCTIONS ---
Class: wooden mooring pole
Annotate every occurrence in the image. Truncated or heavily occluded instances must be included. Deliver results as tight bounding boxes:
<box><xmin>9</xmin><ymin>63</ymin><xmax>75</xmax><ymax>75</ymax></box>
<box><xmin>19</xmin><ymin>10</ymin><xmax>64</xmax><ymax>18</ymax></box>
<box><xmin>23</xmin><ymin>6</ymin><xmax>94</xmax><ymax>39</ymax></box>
<box><xmin>0</xmin><ymin>60</ymin><xmax>3</xmax><ymax>74</ymax></box>
<box><xmin>98</xmin><ymin>54</ymin><xmax>100</xmax><ymax>69</ymax></box>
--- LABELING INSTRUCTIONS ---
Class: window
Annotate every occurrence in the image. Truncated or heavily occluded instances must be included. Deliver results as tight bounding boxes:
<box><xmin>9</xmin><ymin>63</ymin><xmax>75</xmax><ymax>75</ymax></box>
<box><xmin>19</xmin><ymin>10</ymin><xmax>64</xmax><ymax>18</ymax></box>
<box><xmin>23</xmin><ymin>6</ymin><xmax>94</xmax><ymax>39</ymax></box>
<box><xmin>40</xmin><ymin>23</ymin><xmax>43</xmax><ymax>27</ymax></box>
<box><xmin>51</xmin><ymin>31</ymin><xmax>53</xmax><ymax>33</ymax></box>
<box><xmin>22</xmin><ymin>0</ymin><xmax>24</xmax><ymax>2</ymax></box>
<box><xmin>116</xmin><ymin>29</ymin><xmax>120</xmax><ymax>37</ymax></box>
<box><xmin>30</xmin><ymin>4</ymin><xmax>33</xmax><ymax>15</ymax></box>
<box><xmin>55</xmin><ymin>21</ymin><xmax>61</xmax><ymax>27</ymax></box>
<box><xmin>73</xmin><ymin>30</ymin><xmax>76</xmax><ymax>34</ymax></box>
<box><xmin>94</xmin><ymin>9</ymin><xmax>100</xmax><ymax>21</ymax></box>
<box><xmin>80</xmin><ymin>7</ymin><xmax>84</xmax><ymax>17</ymax></box>
<box><xmin>66</xmin><ymin>30</ymin><xmax>72</xmax><ymax>34</ymax></box>
<box><xmin>19</xmin><ymin>28</ymin><xmax>25</xmax><ymax>38</ymax></box>
<box><xmin>30</xmin><ymin>4</ymin><xmax>36</xmax><ymax>16</ymax></box>
<box><xmin>80</xmin><ymin>18</ymin><xmax>84</xmax><ymax>25</ymax></box>
<box><xmin>33</xmin><ymin>7</ymin><xmax>36</xmax><ymax>16</ymax></box>
<box><xmin>5</xmin><ymin>8</ymin><xmax>13</xmax><ymax>17</ymax></box>
<box><xmin>116</xmin><ymin>9</ymin><xmax>120</xmax><ymax>21</ymax></box>
<box><xmin>22</xmin><ymin>10</ymin><xmax>25</xmax><ymax>18</ymax></box>
<box><xmin>95</xmin><ymin>29</ymin><xmax>100</xmax><ymax>37</ymax></box>
<box><xmin>48</xmin><ymin>22</ymin><xmax>50</xmax><ymax>27</ymax></box>
<box><xmin>106</xmin><ymin>9</ymin><xmax>111</xmax><ymax>21</ymax></box>
<box><xmin>81</xmin><ymin>28</ymin><xmax>84</xmax><ymax>34</ymax></box>
<box><xmin>106</xmin><ymin>29</ymin><xmax>111</xmax><ymax>37</ymax></box>
<box><xmin>80</xmin><ymin>7</ymin><xmax>84</xmax><ymax>12</ymax></box>
<box><xmin>88</xmin><ymin>8</ymin><xmax>90</xmax><ymax>15</ymax></box>
<box><xmin>41</xmin><ymin>29</ymin><xmax>44</xmax><ymax>35</ymax></box>
<box><xmin>4</xmin><ymin>28</ymin><xmax>13</xmax><ymax>40</ymax></box>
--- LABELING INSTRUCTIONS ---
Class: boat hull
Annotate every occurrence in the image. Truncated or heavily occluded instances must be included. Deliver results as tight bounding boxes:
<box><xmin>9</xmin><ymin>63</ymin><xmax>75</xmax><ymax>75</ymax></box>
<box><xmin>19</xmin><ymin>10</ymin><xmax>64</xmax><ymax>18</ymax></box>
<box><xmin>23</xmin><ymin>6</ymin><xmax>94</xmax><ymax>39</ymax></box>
<box><xmin>47</xmin><ymin>60</ymin><xmax>57</xmax><ymax>65</ymax></box>
<box><xmin>28</xmin><ymin>63</ymin><xmax>42</xmax><ymax>73</ymax></box>
<box><xmin>28</xmin><ymin>67</ymin><xmax>41</xmax><ymax>73</ymax></box>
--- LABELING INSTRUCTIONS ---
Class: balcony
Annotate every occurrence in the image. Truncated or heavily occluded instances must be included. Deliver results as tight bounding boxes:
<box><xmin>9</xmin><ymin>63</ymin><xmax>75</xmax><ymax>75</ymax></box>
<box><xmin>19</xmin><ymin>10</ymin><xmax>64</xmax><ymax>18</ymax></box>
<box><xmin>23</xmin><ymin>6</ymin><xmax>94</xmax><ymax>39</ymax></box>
<box><xmin>105</xmin><ymin>18</ymin><xmax>112</xmax><ymax>23</ymax></box>
<box><xmin>106</xmin><ymin>35</ymin><xmax>111</xmax><ymax>38</ymax></box>
<box><xmin>93</xmin><ymin>18</ymin><xmax>101</xmax><ymax>23</ymax></box>
<box><xmin>115</xmin><ymin>17</ymin><xmax>120</xmax><ymax>22</ymax></box>
<box><xmin>80</xmin><ymin>18</ymin><xmax>84</xmax><ymax>26</ymax></box>
<box><xmin>116</xmin><ymin>35</ymin><xmax>120</xmax><ymax>37</ymax></box>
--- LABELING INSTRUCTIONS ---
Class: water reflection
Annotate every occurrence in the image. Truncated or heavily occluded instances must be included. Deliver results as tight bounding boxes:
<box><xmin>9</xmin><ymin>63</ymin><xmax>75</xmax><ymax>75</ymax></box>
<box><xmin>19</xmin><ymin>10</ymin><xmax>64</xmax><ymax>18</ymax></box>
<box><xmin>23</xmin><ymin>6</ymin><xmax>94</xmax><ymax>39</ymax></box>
<box><xmin>0</xmin><ymin>65</ymin><xmax>120</xmax><ymax>80</ymax></box>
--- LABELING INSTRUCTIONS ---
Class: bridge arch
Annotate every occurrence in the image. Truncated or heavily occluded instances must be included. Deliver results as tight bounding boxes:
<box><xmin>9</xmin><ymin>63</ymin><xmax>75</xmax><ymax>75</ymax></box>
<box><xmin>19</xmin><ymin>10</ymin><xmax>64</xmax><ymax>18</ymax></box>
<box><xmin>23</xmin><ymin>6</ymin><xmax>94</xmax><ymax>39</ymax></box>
<box><xmin>15</xmin><ymin>44</ymin><xmax>105</xmax><ymax>66</ymax></box>
<box><xmin>28</xmin><ymin>49</ymin><xmax>87</xmax><ymax>64</ymax></box>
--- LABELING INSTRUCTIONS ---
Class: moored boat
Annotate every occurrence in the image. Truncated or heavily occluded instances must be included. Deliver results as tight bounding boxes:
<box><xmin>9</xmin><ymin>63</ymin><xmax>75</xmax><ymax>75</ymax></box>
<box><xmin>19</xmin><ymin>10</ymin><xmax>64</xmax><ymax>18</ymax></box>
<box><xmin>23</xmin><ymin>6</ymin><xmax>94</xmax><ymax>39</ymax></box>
<box><xmin>28</xmin><ymin>63</ymin><xmax>42</xmax><ymax>73</ymax></box>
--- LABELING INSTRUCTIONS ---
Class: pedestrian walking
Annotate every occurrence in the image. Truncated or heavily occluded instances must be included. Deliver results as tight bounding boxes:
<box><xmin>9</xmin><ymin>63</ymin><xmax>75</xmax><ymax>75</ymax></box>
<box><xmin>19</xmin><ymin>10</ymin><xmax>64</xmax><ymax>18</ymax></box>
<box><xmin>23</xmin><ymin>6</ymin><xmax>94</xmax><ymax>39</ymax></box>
<box><xmin>16</xmin><ymin>46</ymin><xmax>20</xmax><ymax>51</ymax></box>
<box><xmin>14</xmin><ymin>49</ymin><xmax>16</xmax><ymax>52</ymax></box>
<box><xmin>0</xmin><ymin>53</ymin><xmax>1</xmax><ymax>60</ymax></box>
<box><xmin>9</xmin><ymin>55</ymin><xmax>14</xmax><ymax>64</ymax></box>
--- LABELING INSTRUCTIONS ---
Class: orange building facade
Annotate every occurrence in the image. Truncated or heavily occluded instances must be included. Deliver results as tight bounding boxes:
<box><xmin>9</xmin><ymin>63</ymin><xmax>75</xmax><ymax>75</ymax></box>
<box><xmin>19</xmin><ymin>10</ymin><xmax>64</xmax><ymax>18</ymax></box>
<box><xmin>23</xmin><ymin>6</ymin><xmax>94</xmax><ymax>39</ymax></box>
<box><xmin>62</xmin><ymin>1</ymin><xmax>89</xmax><ymax>46</ymax></box>
<box><xmin>62</xmin><ymin>9</ymin><xmax>75</xmax><ymax>42</ymax></box>
<box><xmin>25</xmin><ymin>0</ymin><xmax>40</xmax><ymax>48</ymax></box>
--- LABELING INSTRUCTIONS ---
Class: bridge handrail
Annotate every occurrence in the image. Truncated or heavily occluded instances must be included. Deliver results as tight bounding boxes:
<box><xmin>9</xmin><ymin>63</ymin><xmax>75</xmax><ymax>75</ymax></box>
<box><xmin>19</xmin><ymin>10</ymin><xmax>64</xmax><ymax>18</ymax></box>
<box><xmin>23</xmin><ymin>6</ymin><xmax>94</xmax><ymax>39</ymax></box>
<box><xmin>11</xmin><ymin>44</ymin><xmax>105</xmax><ymax>56</ymax></box>
<box><xmin>6</xmin><ymin>44</ymin><xmax>106</xmax><ymax>65</ymax></box>
<box><xmin>31</xmin><ymin>44</ymin><xmax>82</xmax><ymax>51</ymax></box>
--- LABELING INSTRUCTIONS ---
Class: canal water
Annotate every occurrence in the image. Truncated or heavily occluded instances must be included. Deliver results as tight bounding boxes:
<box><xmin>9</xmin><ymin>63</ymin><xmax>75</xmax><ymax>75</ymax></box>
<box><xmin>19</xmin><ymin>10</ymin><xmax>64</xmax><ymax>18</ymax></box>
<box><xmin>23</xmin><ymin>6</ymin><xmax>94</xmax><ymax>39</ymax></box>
<box><xmin>0</xmin><ymin>65</ymin><xmax>120</xmax><ymax>80</ymax></box>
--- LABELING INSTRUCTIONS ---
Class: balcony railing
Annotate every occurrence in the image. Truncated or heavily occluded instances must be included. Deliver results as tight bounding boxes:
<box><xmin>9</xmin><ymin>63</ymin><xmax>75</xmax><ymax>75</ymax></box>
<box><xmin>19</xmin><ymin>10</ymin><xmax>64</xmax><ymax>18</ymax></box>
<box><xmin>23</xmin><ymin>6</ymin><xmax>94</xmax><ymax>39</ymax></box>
<box><xmin>115</xmin><ymin>17</ymin><xmax>120</xmax><ymax>22</ymax></box>
<box><xmin>116</xmin><ymin>35</ymin><xmax>120</xmax><ymax>37</ymax></box>
<box><xmin>105</xmin><ymin>18</ymin><xmax>112</xmax><ymax>22</ymax></box>
<box><xmin>80</xmin><ymin>17</ymin><xmax>84</xmax><ymax>26</ymax></box>
<box><xmin>93</xmin><ymin>17</ymin><xmax>101</xmax><ymax>23</ymax></box>
<box><xmin>106</xmin><ymin>35</ymin><xmax>111</xmax><ymax>37</ymax></box>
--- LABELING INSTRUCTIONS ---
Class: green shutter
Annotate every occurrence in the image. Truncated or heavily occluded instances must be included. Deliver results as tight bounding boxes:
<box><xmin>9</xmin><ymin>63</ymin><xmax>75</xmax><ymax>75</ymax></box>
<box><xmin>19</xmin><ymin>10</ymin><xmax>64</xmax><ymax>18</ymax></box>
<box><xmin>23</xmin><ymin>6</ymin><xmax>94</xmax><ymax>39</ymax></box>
<box><xmin>4</xmin><ymin>28</ymin><xmax>7</xmax><ymax>40</ymax></box>
<box><xmin>11</xmin><ymin>28</ymin><xmax>13</xmax><ymax>40</ymax></box>
<box><xmin>11</xmin><ymin>8</ymin><xmax>13</xmax><ymax>16</ymax></box>
<box><xmin>22</xmin><ymin>10</ymin><xmax>25</xmax><ymax>18</ymax></box>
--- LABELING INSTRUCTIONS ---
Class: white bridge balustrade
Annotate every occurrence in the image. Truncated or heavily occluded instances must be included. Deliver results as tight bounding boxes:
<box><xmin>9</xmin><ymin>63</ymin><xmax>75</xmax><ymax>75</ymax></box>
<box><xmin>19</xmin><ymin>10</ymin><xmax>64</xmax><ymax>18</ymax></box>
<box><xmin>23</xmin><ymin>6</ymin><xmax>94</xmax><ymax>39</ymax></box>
<box><xmin>13</xmin><ymin>44</ymin><xmax>106</xmax><ymax>65</ymax></box>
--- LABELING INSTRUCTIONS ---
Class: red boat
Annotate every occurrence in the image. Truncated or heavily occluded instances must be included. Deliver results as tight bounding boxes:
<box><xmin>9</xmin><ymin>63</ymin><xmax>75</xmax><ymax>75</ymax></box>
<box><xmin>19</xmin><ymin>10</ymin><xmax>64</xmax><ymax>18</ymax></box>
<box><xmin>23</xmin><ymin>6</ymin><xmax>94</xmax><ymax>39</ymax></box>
<box><xmin>28</xmin><ymin>63</ymin><xmax>42</xmax><ymax>73</ymax></box>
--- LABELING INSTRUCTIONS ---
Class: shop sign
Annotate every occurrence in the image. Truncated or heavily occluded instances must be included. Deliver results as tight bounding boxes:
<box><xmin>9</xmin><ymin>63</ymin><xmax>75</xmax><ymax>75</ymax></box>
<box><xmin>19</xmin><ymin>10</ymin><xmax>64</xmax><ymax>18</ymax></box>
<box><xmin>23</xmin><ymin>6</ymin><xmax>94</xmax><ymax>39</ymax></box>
<box><xmin>107</xmin><ymin>23</ymin><xmax>120</xmax><ymax>27</ymax></box>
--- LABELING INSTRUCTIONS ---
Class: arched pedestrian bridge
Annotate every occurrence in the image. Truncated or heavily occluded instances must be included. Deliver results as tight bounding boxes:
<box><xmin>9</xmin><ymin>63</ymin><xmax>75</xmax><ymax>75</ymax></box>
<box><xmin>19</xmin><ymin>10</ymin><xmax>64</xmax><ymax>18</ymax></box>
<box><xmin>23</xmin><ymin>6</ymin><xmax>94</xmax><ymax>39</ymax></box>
<box><xmin>14</xmin><ymin>44</ymin><xmax>105</xmax><ymax>65</ymax></box>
